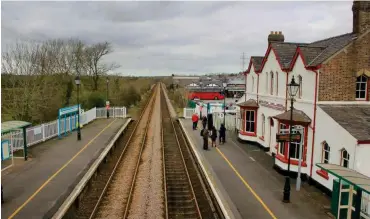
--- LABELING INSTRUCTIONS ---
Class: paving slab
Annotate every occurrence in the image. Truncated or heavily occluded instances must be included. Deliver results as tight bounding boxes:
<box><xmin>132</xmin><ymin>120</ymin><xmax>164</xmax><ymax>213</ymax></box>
<box><xmin>180</xmin><ymin>119</ymin><xmax>332</xmax><ymax>219</ymax></box>
<box><xmin>1</xmin><ymin>118</ymin><xmax>128</xmax><ymax>219</ymax></box>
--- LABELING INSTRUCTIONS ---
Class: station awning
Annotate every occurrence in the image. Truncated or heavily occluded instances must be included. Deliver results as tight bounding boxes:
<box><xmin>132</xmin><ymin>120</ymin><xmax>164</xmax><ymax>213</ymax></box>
<box><xmin>316</xmin><ymin>163</ymin><xmax>370</xmax><ymax>193</ymax></box>
<box><xmin>1</xmin><ymin>121</ymin><xmax>32</xmax><ymax>135</ymax></box>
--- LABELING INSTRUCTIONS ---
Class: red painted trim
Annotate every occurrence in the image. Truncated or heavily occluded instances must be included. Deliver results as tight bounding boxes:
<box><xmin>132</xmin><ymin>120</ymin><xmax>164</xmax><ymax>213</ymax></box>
<box><xmin>358</xmin><ymin>140</ymin><xmax>370</xmax><ymax>144</ymax></box>
<box><xmin>289</xmin><ymin>47</ymin><xmax>321</xmax><ymax>71</ymax></box>
<box><xmin>276</xmin><ymin>154</ymin><xmax>308</xmax><ymax>167</ymax></box>
<box><xmin>310</xmin><ymin>68</ymin><xmax>320</xmax><ymax>177</ymax></box>
<box><xmin>240</xmin><ymin>131</ymin><xmax>257</xmax><ymax>137</ymax></box>
<box><xmin>258</xmin><ymin>44</ymin><xmax>286</xmax><ymax>74</ymax></box>
<box><xmin>316</xmin><ymin>169</ymin><xmax>329</xmax><ymax>180</ymax></box>
<box><xmin>240</xmin><ymin>108</ymin><xmax>258</xmax><ymax>136</ymax></box>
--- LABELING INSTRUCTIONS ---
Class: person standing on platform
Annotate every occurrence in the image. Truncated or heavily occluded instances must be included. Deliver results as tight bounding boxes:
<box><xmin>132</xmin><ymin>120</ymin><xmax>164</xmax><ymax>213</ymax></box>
<box><xmin>202</xmin><ymin>116</ymin><xmax>207</xmax><ymax>129</ymax></box>
<box><xmin>211</xmin><ymin>126</ymin><xmax>217</xmax><ymax>147</ymax></box>
<box><xmin>192</xmin><ymin>113</ymin><xmax>199</xmax><ymax>130</ymax></box>
<box><xmin>219</xmin><ymin>123</ymin><xmax>226</xmax><ymax>144</ymax></box>
<box><xmin>202</xmin><ymin>128</ymin><xmax>209</xmax><ymax>150</ymax></box>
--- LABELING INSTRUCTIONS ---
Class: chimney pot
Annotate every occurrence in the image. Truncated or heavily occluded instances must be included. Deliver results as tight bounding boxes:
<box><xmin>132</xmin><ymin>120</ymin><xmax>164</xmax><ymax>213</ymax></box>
<box><xmin>270</xmin><ymin>31</ymin><xmax>273</xmax><ymax>34</ymax></box>
<box><xmin>278</xmin><ymin>31</ymin><xmax>282</xmax><ymax>34</ymax></box>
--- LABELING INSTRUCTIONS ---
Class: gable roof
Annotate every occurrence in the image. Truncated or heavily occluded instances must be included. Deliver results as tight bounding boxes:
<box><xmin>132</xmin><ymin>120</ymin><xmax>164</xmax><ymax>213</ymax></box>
<box><xmin>319</xmin><ymin>104</ymin><xmax>370</xmax><ymax>141</ymax></box>
<box><xmin>245</xmin><ymin>56</ymin><xmax>264</xmax><ymax>74</ymax></box>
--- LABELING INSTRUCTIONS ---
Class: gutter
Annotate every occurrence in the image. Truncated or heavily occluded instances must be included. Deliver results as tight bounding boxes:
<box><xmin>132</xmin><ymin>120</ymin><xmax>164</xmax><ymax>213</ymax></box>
<box><xmin>310</xmin><ymin>68</ymin><xmax>320</xmax><ymax>178</ymax></box>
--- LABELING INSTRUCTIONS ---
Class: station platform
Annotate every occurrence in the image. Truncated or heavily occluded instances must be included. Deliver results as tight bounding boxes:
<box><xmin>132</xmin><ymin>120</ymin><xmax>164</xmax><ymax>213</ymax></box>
<box><xmin>1</xmin><ymin>118</ymin><xmax>129</xmax><ymax>219</ymax></box>
<box><xmin>179</xmin><ymin>119</ymin><xmax>332</xmax><ymax>219</ymax></box>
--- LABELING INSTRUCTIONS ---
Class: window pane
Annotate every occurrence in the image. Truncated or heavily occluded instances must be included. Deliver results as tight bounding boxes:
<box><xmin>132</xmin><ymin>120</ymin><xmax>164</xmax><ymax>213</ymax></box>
<box><xmin>251</xmin><ymin>111</ymin><xmax>255</xmax><ymax>121</ymax></box>
<box><xmin>246</xmin><ymin>121</ymin><xmax>250</xmax><ymax>131</ymax></box>
<box><xmin>246</xmin><ymin>111</ymin><xmax>251</xmax><ymax>120</ymax></box>
<box><xmin>324</xmin><ymin>151</ymin><xmax>329</xmax><ymax>161</ymax></box>
<box><xmin>344</xmin><ymin>160</ymin><xmax>348</xmax><ymax>168</ymax></box>
<box><xmin>360</xmin><ymin>83</ymin><xmax>366</xmax><ymax>90</ymax></box>
<box><xmin>356</xmin><ymin>83</ymin><xmax>360</xmax><ymax>90</ymax></box>
<box><xmin>360</xmin><ymin>91</ymin><xmax>366</xmax><ymax>98</ymax></box>
<box><xmin>356</xmin><ymin>91</ymin><xmax>360</xmax><ymax>98</ymax></box>
<box><xmin>250</xmin><ymin>122</ymin><xmax>255</xmax><ymax>132</ymax></box>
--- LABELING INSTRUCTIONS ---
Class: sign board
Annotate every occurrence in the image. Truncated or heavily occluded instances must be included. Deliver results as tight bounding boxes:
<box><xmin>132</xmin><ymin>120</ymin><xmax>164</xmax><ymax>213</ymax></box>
<box><xmin>258</xmin><ymin>100</ymin><xmax>285</xmax><ymax>111</ymax></box>
<box><xmin>59</xmin><ymin>105</ymin><xmax>80</xmax><ymax>117</ymax></box>
<box><xmin>1</xmin><ymin>140</ymin><xmax>10</xmax><ymax>161</ymax></box>
<box><xmin>276</xmin><ymin>133</ymin><xmax>301</xmax><ymax>143</ymax></box>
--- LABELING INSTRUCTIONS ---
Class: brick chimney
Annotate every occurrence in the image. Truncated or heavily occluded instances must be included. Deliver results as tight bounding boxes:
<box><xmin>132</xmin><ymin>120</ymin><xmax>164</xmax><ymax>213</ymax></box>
<box><xmin>268</xmin><ymin>31</ymin><xmax>285</xmax><ymax>45</ymax></box>
<box><xmin>352</xmin><ymin>1</ymin><xmax>370</xmax><ymax>34</ymax></box>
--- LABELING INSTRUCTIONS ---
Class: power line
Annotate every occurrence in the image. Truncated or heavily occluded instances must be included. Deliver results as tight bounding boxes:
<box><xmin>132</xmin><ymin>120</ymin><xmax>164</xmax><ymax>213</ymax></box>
<box><xmin>241</xmin><ymin>52</ymin><xmax>246</xmax><ymax>72</ymax></box>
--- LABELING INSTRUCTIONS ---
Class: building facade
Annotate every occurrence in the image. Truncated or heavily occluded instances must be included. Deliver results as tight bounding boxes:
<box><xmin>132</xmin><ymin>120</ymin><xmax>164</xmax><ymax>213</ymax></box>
<box><xmin>238</xmin><ymin>1</ymin><xmax>370</xmax><ymax>191</ymax></box>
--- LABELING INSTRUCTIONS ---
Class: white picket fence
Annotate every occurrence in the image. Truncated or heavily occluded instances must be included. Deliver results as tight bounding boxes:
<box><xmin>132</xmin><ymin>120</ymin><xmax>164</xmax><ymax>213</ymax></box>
<box><xmin>2</xmin><ymin>107</ymin><xmax>126</xmax><ymax>152</ymax></box>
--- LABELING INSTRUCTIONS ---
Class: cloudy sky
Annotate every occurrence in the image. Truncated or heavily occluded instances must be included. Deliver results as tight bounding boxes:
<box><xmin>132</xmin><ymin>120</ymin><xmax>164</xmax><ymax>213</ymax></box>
<box><xmin>2</xmin><ymin>1</ymin><xmax>353</xmax><ymax>76</ymax></box>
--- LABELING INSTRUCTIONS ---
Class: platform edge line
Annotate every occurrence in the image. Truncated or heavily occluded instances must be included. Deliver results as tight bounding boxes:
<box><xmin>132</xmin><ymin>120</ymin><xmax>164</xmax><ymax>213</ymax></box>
<box><xmin>51</xmin><ymin>118</ymin><xmax>132</xmax><ymax>219</ymax></box>
<box><xmin>8</xmin><ymin>118</ymin><xmax>118</xmax><ymax>219</ymax></box>
<box><xmin>179</xmin><ymin>119</ymin><xmax>233</xmax><ymax>219</ymax></box>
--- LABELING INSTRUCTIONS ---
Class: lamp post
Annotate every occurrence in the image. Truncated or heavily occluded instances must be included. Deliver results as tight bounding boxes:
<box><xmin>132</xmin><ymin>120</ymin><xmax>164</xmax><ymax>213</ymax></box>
<box><xmin>75</xmin><ymin>75</ymin><xmax>81</xmax><ymax>141</ymax></box>
<box><xmin>106</xmin><ymin>77</ymin><xmax>109</xmax><ymax>118</ymax></box>
<box><xmin>283</xmin><ymin>75</ymin><xmax>300</xmax><ymax>203</ymax></box>
<box><xmin>222</xmin><ymin>82</ymin><xmax>227</xmax><ymax>126</ymax></box>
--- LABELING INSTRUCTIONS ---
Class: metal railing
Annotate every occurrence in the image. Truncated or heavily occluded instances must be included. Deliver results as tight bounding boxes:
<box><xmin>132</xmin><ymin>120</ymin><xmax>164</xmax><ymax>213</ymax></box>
<box><xmin>1</xmin><ymin>106</ymin><xmax>127</xmax><ymax>152</ymax></box>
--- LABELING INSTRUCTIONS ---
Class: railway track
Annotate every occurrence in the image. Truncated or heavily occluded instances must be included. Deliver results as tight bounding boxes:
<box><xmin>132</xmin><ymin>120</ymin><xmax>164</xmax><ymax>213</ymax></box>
<box><xmin>59</xmin><ymin>83</ymin><xmax>224</xmax><ymax>219</ymax></box>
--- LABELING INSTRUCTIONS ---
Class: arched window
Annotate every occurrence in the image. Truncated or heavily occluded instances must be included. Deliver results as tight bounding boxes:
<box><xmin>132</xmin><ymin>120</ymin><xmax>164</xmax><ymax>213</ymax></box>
<box><xmin>252</xmin><ymin>76</ymin><xmax>255</xmax><ymax>92</ymax></box>
<box><xmin>275</xmin><ymin>72</ymin><xmax>279</xmax><ymax>96</ymax></box>
<box><xmin>356</xmin><ymin>74</ymin><xmax>368</xmax><ymax>100</ymax></box>
<box><xmin>261</xmin><ymin>114</ymin><xmax>265</xmax><ymax>136</ymax></box>
<box><xmin>321</xmin><ymin>142</ymin><xmax>330</xmax><ymax>164</ymax></box>
<box><xmin>270</xmin><ymin>72</ymin><xmax>274</xmax><ymax>95</ymax></box>
<box><xmin>265</xmin><ymin>72</ymin><xmax>268</xmax><ymax>93</ymax></box>
<box><xmin>298</xmin><ymin>75</ymin><xmax>303</xmax><ymax>99</ymax></box>
<box><xmin>341</xmin><ymin>149</ymin><xmax>350</xmax><ymax>168</ymax></box>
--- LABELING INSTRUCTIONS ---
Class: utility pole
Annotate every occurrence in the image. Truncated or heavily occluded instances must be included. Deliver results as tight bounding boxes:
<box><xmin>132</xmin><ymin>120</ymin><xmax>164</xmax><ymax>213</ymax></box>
<box><xmin>241</xmin><ymin>52</ymin><xmax>247</xmax><ymax>101</ymax></box>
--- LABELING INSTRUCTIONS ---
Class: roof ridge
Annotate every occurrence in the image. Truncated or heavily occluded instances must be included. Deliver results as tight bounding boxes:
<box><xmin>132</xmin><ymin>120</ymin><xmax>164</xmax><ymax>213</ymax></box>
<box><xmin>310</xmin><ymin>32</ymin><xmax>353</xmax><ymax>44</ymax></box>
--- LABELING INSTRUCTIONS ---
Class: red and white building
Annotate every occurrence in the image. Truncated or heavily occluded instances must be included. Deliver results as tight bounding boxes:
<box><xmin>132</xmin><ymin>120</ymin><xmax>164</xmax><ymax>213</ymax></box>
<box><xmin>238</xmin><ymin>1</ymin><xmax>370</xmax><ymax>191</ymax></box>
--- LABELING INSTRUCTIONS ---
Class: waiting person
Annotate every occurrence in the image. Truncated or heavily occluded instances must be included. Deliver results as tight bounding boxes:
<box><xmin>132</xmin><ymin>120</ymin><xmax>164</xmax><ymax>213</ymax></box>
<box><xmin>192</xmin><ymin>113</ymin><xmax>199</xmax><ymax>130</ymax></box>
<box><xmin>202</xmin><ymin>116</ymin><xmax>207</xmax><ymax>129</ymax></box>
<box><xmin>219</xmin><ymin>123</ymin><xmax>226</xmax><ymax>144</ymax></box>
<box><xmin>211</xmin><ymin>126</ymin><xmax>217</xmax><ymax>147</ymax></box>
<box><xmin>202</xmin><ymin>128</ymin><xmax>209</xmax><ymax>150</ymax></box>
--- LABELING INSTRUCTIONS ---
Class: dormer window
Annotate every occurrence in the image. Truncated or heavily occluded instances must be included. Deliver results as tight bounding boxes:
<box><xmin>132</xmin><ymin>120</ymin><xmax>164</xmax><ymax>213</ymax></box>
<box><xmin>356</xmin><ymin>74</ymin><xmax>368</xmax><ymax>100</ymax></box>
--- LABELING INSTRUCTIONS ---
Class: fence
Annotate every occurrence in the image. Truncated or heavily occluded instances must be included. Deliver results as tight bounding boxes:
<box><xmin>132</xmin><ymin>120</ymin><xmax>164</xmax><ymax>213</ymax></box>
<box><xmin>1</xmin><ymin>107</ymin><xmax>127</xmax><ymax>152</ymax></box>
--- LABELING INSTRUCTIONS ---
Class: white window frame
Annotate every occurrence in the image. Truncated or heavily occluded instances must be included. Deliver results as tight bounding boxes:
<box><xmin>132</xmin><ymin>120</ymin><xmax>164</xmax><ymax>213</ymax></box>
<box><xmin>341</xmin><ymin>149</ymin><xmax>350</xmax><ymax>168</ymax></box>
<box><xmin>356</xmin><ymin>75</ymin><xmax>368</xmax><ymax>100</ymax></box>
<box><xmin>298</xmin><ymin>75</ymin><xmax>303</xmax><ymax>99</ymax></box>
<box><xmin>322</xmin><ymin>142</ymin><xmax>330</xmax><ymax>164</ymax></box>
<box><xmin>270</xmin><ymin>72</ymin><xmax>274</xmax><ymax>95</ymax></box>
<box><xmin>261</xmin><ymin>114</ymin><xmax>265</xmax><ymax>137</ymax></box>
<box><xmin>245</xmin><ymin>110</ymin><xmax>255</xmax><ymax>133</ymax></box>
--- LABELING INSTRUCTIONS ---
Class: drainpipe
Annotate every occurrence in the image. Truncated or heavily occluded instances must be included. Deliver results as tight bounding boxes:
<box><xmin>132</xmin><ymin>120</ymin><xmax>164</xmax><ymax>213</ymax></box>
<box><xmin>309</xmin><ymin>68</ymin><xmax>319</xmax><ymax>178</ymax></box>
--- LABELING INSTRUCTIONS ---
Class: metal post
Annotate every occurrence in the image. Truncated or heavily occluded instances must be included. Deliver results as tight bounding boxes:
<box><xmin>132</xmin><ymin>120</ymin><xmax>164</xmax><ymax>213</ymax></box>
<box><xmin>296</xmin><ymin>127</ymin><xmax>303</xmax><ymax>191</ymax></box>
<box><xmin>77</xmin><ymin>85</ymin><xmax>81</xmax><ymax>141</ymax></box>
<box><xmin>283</xmin><ymin>97</ymin><xmax>294</xmax><ymax>202</ymax></box>
<box><xmin>353</xmin><ymin>188</ymin><xmax>362</xmax><ymax>219</ymax></box>
<box><xmin>22</xmin><ymin>127</ymin><xmax>27</xmax><ymax>161</ymax></box>
<box><xmin>106</xmin><ymin>79</ymin><xmax>109</xmax><ymax>119</ymax></box>
<box><xmin>223</xmin><ymin>87</ymin><xmax>226</xmax><ymax>126</ymax></box>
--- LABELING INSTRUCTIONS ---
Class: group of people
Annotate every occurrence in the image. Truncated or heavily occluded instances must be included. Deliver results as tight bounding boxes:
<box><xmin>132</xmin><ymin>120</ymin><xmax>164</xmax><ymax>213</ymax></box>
<box><xmin>192</xmin><ymin>113</ymin><xmax>226</xmax><ymax>151</ymax></box>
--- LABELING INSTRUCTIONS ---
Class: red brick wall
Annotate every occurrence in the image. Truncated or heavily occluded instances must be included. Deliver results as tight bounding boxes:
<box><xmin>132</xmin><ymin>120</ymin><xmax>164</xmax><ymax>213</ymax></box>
<box><xmin>318</xmin><ymin>33</ymin><xmax>370</xmax><ymax>101</ymax></box>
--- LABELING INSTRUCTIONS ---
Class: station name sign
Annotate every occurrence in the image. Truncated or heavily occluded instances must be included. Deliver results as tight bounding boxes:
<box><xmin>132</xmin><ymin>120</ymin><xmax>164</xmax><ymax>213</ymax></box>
<box><xmin>258</xmin><ymin>100</ymin><xmax>285</xmax><ymax>111</ymax></box>
<box><xmin>276</xmin><ymin>133</ymin><xmax>301</xmax><ymax>143</ymax></box>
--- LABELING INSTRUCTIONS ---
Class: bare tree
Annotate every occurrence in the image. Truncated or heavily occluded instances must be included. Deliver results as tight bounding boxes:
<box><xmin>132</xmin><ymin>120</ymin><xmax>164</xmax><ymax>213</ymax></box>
<box><xmin>84</xmin><ymin>42</ymin><xmax>119</xmax><ymax>90</ymax></box>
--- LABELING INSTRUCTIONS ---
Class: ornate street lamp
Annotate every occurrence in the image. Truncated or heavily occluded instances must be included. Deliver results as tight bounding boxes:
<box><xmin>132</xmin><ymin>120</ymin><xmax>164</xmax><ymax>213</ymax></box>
<box><xmin>106</xmin><ymin>77</ymin><xmax>109</xmax><ymax>119</ymax></box>
<box><xmin>75</xmin><ymin>75</ymin><xmax>81</xmax><ymax>141</ymax></box>
<box><xmin>283</xmin><ymin>75</ymin><xmax>300</xmax><ymax>203</ymax></box>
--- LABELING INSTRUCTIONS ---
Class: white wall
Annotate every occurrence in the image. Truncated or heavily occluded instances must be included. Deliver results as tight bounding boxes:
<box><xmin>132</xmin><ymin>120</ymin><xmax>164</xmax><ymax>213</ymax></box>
<box><xmin>354</xmin><ymin>144</ymin><xmax>370</xmax><ymax>177</ymax></box>
<box><xmin>246</xmin><ymin>65</ymin><xmax>258</xmax><ymax>95</ymax></box>
<box><xmin>313</xmin><ymin>106</ymin><xmax>358</xmax><ymax>190</ymax></box>
<box><xmin>288</xmin><ymin>55</ymin><xmax>316</xmax><ymax>102</ymax></box>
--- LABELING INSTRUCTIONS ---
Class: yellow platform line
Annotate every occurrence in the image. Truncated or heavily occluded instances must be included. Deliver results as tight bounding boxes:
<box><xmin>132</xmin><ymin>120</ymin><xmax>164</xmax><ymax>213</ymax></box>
<box><xmin>212</xmin><ymin>142</ymin><xmax>278</xmax><ymax>219</ymax></box>
<box><xmin>8</xmin><ymin>119</ymin><xmax>117</xmax><ymax>219</ymax></box>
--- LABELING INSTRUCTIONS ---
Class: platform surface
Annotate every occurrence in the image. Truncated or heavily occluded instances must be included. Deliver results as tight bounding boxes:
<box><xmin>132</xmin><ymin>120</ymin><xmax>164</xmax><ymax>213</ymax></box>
<box><xmin>180</xmin><ymin>119</ymin><xmax>332</xmax><ymax>219</ymax></box>
<box><xmin>1</xmin><ymin>118</ymin><xmax>128</xmax><ymax>219</ymax></box>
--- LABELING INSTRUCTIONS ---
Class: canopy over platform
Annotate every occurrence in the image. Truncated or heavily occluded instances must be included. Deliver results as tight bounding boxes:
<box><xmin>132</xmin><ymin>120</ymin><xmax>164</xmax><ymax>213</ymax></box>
<box><xmin>1</xmin><ymin>121</ymin><xmax>31</xmax><ymax>135</ymax></box>
<box><xmin>316</xmin><ymin>163</ymin><xmax>370</xmax><ymax>193</ymax></box>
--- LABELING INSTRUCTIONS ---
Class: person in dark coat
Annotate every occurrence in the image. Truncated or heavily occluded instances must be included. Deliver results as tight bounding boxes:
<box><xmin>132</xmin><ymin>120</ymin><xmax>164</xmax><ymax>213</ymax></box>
<box><xmin>211</xmin><ymin>126</ymin><xmax>217</xmax><ymax>147</ymax></box>
<box><xmin>202</xmin><ymin>128</ymin><xmax>209</xmax><ymax>150</ymax></box>
<box><xmin>202</xmin><ymin>116</ymin><xmax>207</xmax><ymax>129</ymax></box>
<box><xmin>219</xmin><ymin>124</ymin><xmax>226</xmax><ymax>144</ymax></box>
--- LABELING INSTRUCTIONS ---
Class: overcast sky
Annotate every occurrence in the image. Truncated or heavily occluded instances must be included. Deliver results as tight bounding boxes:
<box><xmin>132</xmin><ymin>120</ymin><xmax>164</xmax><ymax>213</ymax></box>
<box><xmin>1</xmin><ymin>1</ymin><xmax>353</xmax><ymax>76</ymax></box>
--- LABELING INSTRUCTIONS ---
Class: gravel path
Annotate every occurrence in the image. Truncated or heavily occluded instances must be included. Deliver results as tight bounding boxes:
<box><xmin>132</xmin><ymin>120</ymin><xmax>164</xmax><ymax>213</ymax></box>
<box><xmin>127</xmin><ymin>86</ymin><xmax>164</xmax><ymax>219</ymax></box>
<box><xmin>93</xmin><ymin>87</ymin><xmax>158</xmax><ymax>219</ymax></box>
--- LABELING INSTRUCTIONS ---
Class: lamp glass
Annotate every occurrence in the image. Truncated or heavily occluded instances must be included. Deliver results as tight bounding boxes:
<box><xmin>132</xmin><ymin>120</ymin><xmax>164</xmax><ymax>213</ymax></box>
<box><xmin>287</xmin><ymin>76</ymin><xmax>299</xmax><ymax>98</ymax></box>
<box><xmin>75</xmin><ymin>76</ymin><xmax>81</xmax><ymax>85</ymax></box>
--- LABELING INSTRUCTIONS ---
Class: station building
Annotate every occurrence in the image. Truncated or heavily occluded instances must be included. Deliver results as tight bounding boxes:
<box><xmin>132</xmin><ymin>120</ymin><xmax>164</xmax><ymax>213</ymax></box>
<box><xmin>238</xmin><ymin>1</ymin><xmax>370</xmax><ymax>191</ymax></box>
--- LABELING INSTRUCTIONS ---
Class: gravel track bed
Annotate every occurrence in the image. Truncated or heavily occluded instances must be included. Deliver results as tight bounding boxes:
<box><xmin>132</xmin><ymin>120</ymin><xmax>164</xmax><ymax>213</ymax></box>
<box><xmin>93</xmin><ymin>88</ymin><xmax>158</xmax><ymax>219</ymax></box>
<box><xmin>127</xmin><ymin>88</ymin><xmax>164</xmax><ymax>219</ymax></box>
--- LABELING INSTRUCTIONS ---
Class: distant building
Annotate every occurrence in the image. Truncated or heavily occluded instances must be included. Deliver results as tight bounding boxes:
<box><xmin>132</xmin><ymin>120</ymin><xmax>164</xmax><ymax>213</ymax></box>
<box><xmin>238</xmin><ymin>1</ymin><xmax>370</xmax><ymax>192</ymax></box>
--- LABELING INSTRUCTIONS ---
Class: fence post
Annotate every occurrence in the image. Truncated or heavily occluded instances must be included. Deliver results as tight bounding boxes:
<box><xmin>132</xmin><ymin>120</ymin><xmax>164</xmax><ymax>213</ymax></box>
<box><xmin>42</xmin><ymin>124</ymin><xmax>46</xmax><ymax>142</ymax></box>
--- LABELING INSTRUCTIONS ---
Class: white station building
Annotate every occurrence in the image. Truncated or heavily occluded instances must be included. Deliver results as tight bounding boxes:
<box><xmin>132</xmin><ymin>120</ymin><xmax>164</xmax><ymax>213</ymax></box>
<box><xmin>237</xmin><ymin>1</ymin><xmax>370</xmax><ymax>193</ymax></box>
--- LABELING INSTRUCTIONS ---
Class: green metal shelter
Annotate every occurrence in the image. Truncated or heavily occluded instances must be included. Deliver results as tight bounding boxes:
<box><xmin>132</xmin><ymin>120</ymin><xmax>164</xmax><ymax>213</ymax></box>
<box><xmin>1</xmin><ymin>121</ymin><xmax>32</xmax><ymax>161</ymax></box>
<box><xmin>316</xmin><ymin>163</ymin><xmax>370</xmax><ymax>219</ymax></box>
